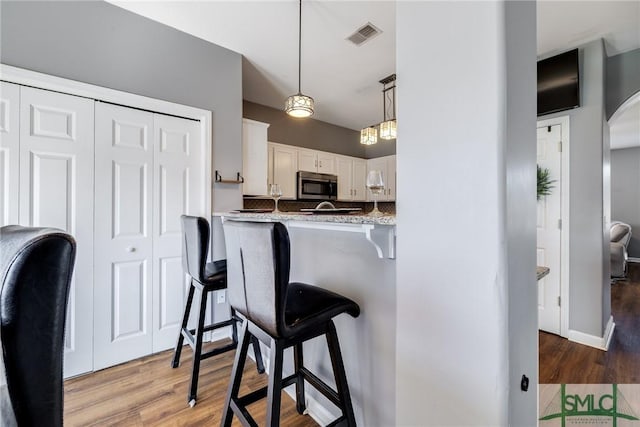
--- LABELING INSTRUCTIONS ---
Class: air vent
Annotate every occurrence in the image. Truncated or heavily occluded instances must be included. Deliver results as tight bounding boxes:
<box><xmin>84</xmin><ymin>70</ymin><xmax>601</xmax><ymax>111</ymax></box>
<box><xmin>347</xmin><ymin>22</ymin><xmax>382</xmax><ymax>46</ymax></box>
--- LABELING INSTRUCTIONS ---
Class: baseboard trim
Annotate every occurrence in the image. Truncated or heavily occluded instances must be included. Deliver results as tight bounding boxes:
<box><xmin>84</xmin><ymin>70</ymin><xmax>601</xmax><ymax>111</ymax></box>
<box><xmin>283</xmin><ymin>386</ymin><xmax>338</xmax><ymax>426</ymax></box>
<box><xmin>210</xmin><ymin>326</ymin><xmax>233</xmax><ymax>343</ymax></box>
<box><xmin>568</xmin><ymin>316</ymin><xmax>615</xmax><ymax>351</ymax></box>
<box><xmin>628</xmin><ymin>257</ymin><xmax>640</xmax><ymax>263</ymax></box>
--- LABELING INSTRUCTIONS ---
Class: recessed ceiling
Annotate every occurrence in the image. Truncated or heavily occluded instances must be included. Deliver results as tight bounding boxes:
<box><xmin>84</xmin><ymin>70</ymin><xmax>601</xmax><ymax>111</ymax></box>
<box><xmin>111</xmin><ymin>1</ymin><xmax>639</xmax><ymax>132</ymax></box>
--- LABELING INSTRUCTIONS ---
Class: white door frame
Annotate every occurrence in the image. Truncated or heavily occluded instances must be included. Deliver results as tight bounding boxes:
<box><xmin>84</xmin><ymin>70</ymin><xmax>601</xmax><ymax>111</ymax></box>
<box><xmin>537</xmin><ymin>115</ymin><xmax>571</xmax><ymax>338</ymax></box>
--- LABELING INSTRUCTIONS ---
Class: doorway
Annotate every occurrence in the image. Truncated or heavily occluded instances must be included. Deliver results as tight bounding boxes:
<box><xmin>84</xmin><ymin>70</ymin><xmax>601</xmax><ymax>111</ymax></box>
<box><xmin>536</xmin><ymin>116</ymin><xmax>570</xmax><ymax>337</ymax></box>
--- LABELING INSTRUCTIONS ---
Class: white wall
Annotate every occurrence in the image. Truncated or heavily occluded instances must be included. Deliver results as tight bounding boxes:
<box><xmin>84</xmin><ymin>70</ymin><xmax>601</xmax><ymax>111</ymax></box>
<box><xmin>396</xmin><ymin>1</ymin><xmax>536</xmax><ymax>425</ymax></box>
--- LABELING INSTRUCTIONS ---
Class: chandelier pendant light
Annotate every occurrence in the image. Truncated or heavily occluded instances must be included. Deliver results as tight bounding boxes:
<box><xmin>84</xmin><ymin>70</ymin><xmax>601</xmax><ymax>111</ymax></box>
<box><xmin>285</xmin><ymin>0</ymin><xmax>314</xmax><ymax>118</ymax></box>
<box><xmin>379</xmin><ymin>74</ymin><xmax>397</xmax><ymax>140</ymax></box>
<box><xmin>360</xmin><ymin>126</ymin><xmax>378</xmax><ymax>145</ymax></box>
<box><xmin>360</xmin><ymin>74</ymin><xmax>397</xmax><ymax>145</ymax></box>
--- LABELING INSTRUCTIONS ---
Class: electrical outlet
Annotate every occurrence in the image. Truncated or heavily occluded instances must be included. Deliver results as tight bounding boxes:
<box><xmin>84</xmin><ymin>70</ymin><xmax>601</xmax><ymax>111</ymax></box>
<box><xmin>520</xmin><ymin>374</ymin><xmax>529</xmax><ymax>392</ymax></box>
<box><xmin>216</xmin><ymin>290</ymin><xmax>226</xmax><ymax>304</ymax></box>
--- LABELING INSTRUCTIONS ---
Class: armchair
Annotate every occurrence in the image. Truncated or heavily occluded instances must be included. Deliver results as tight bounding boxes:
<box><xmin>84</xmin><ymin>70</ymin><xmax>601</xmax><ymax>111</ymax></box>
<box><xmin>611</xmin><ymin>221</ymin><xmax>632</xmax><ymax>278</ymax></box>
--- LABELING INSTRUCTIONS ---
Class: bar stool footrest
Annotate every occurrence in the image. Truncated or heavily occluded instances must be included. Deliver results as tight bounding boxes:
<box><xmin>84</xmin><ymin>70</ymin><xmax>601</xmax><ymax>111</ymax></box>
<box><xmin>300</xmin><ymin>367</ymin><xmax>340</xmax><ymax>407</ymax></box>
<box><xmin>200</xmin><ymin>342</ymin><xmax>237</xmax><ymax>360</ymax></box>
<box><xmin>230</xmin><ymin>398</ymin><xmax>260</xmax><ymax>427</ymax></box>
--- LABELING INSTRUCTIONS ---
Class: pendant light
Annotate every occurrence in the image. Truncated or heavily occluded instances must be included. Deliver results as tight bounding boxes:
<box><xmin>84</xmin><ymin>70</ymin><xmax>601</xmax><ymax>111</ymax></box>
<box><xmin>379</xmin><ymin>74</ymin><xmax>397</xmax><ymax>140</ymax></box>
<box><xmin>360</xmin><ymin>126</ymin><xmax>378</xmax><ymax>145</ymax></box>
<box><xmin>360</xmin><ymin>74</ymin><xmax>397</xmax><ymax>145</ymax></box>
<box><xmin>285</xmin><ymin>0</ymin><xmax>314</xmax><ymax>118</ymax></box>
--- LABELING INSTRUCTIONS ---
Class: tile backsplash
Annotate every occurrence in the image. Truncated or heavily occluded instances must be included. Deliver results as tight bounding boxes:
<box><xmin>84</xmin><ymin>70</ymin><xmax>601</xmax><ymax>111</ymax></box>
<box><xmin>243</xmin><ymin>198</ymin><xmax>396</xmax><ymax>215</ymax></box>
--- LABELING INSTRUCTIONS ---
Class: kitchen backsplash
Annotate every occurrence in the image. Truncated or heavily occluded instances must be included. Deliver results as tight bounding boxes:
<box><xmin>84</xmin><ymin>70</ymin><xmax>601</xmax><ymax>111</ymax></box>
<box><xmin>244</xmin><ymin>198</ymin><xmax>396</xmax><ymax>215</ymax></box>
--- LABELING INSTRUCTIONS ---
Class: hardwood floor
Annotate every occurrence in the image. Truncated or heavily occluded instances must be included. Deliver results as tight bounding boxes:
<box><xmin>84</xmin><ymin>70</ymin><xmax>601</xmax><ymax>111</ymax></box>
<box><xmin>64</xmin><ymin>343</ymin><xmax>318</xmax><ymax>426</ymax></box>
<box><xmin>539</xmin><ymin>262</ymin><xmax>640</xmax><ymax>383</ymax></box>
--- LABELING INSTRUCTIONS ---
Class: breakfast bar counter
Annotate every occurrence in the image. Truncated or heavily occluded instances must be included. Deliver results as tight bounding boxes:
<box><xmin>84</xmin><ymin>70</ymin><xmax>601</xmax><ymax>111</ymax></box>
<box><xmin>216</xmin><ymin>212</ymin><xmax>396</xmax><ymax>259</ymax></box>
<box><xmin>219</xmin><ymin>211</ymin><xmax>396</xmax><ymax>225</ymax></box>
<box><xmin>211</xmin><ymin>211</ymin><xmax>397</xmax><ymax>426</ymax></box>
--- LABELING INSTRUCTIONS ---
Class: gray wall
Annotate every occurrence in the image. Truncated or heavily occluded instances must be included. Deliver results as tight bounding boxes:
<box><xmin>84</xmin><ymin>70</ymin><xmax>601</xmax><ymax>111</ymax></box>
<box><xmin>606</xmin><ymin>48</ymin><xmax>640</xmax><ymax>119</ymax></box>
<box><xmin>611</xmin><ymin>147</ymin><xmax>640</xmax><ymax>258</ymax></box>
<box><xmin>243</xmin><ymin>100</ymin><xmax>365</xmax><ymax>157</ymax></box>
<box><xmin>539</xmin><ymin>39</ymin><xmax>609</xmax><ymax>337</ymax></box>
<box><xmin>243</xmin><ymin>100</ymin><xmax>395</xmax><ymax>159</ymax></box>
<box><xmin>505</xmin><ymin>1</ymin><xmax>538</xmax><ymax>422</ymax></box>
<box><xmin>364</xmin><ymin>138</ymin><xmax>396</xmax><ymax>159</ymax></box>
<box><xmin>0</xmin><ymin>0</ymin><xmax>243</xmax><ymax>217</ymax></box>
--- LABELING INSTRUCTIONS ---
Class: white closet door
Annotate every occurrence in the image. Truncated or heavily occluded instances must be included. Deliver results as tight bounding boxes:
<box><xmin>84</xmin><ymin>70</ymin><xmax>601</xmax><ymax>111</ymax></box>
<box><xmin>152</xmin><ymin>113</ymin><xmax>204</xmax><ymax>352</ymax></box>
<box><xmin>0</xmin><ymin>82</ymin><xmax>20</xmax><ymax>226</ymax></box>
<box><xmin>18</xmin><ymin>86</ymin><xmax>94</xmax><ymax>377</ymax></box>
<box><xmin>94</xmin><ymin>103</ymin><xmax>154</xmax><ymax>370</ymax></box>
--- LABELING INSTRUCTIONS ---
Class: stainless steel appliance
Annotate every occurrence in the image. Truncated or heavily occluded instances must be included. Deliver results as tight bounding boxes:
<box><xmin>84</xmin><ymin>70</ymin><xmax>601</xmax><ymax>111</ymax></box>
<box><xmin>297</xmin><ymin>171</ymin><xmax>337</xmax><ymax>200</ymax></box>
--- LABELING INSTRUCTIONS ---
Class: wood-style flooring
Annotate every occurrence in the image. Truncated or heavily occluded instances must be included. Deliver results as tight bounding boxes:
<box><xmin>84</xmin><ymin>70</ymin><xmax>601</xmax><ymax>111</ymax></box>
<box><xmin>539</xmin><ymin>262</ymin><xmax>640</xmax><ymax>383</ymax></box>
<box><xmin>64</xmin><ymin>343</ymin><xmax>318</xmax><ymax>426</ymax></box>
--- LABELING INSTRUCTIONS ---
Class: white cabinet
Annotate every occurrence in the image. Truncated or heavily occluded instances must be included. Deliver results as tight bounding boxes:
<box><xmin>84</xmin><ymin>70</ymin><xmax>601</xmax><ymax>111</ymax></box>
<box><xmin>18</xmin><ymin>86</ymin><xmax>95</xmax><ymax>377</ymax></box>
<box><xmin>242</xmin><ymin>119</ymin><xmax>269</xmax><ymax>196</ymax></box>
<box><xmin>269</xmin><ymin>142</ymin><xmax>298</xmax><ymax>199</ymax></box>
<box><xmin>353</xmin><ymin>159</ymin><xmax>368</xmax><ymax>201</ymax></box>
<box><xmin>367</xmin><ymin>155</ymin><xmax>397</xmax><ymax>201</ymax></box>
<box><xmin>297</xmin><ymin>148</ymin><xmax>336</xmax><ymax>174</ymax></box>
<box><xmin>336</xmin><ymin>156</ymin><xmax>367</xmax><ymax>201</ymax></box>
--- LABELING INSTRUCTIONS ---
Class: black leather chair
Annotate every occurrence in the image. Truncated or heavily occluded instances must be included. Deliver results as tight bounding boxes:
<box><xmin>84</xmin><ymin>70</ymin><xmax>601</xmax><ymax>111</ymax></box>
<box><xmin>171</xmin><ymin>215</ymin><xmax>264</xmax><ymax>407</ymax></box>
<box><xmin>0</xmin><ymin>225</ymin><xmax>76</xmax><ymax>427</ymax></box>
<box><xmin>221</xmin><ymin>220</ymin><xmax>360</xmax><ymax>427</ymax></box>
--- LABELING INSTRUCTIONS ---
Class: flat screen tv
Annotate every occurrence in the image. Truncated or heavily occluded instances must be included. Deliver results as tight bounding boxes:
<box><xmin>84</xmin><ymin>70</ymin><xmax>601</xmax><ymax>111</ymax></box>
<box><xmin>537</xmin><ymin>48</ymin><xmax>580</xmax><ymax>116</ymax></box>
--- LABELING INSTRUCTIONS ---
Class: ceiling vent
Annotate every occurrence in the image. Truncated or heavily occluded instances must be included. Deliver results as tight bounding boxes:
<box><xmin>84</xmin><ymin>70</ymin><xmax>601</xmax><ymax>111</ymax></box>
<box><xmin>347</xmin><ymin>22</ymin><xmax>382</xmax><ymax>46</ymax></box>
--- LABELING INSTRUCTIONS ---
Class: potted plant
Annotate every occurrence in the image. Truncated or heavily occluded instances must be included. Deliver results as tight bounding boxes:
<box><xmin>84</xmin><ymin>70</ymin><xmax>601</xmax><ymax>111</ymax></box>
<box><xmin>537</xmin><ymin>165</ymin><xmax>555</xmax><ymax>200</ymax></box>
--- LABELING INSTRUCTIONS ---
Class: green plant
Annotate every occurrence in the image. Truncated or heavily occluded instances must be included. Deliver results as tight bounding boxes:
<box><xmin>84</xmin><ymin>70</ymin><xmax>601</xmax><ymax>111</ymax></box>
<box><xmin>537</xmin><ymin>165</ymin><xmax>555</xmax><ymax>200</ymax></box>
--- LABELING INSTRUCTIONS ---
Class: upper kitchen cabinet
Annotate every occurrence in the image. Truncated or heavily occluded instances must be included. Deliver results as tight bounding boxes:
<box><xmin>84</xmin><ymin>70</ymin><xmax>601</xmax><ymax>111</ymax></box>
<box><xmin>367</xmin><ymin>155</ymin><xmax>396</xmax><ymax>201</ymax></box>
<box><xmin>297</xmin><ymin>148</ymin><xmax>336</xmax><ymax>174</ymax></box>
<box><xmin>269</xmin><ymin>142</ymin><xmax>298</xmax><ymax>199</ymax></box>
<box><xmin>242</xmin><ymin>118</ymin><xmax>270</xmax><ymax>196</ymax></box>
<box><xmin>336</xmin><ymin>156</ymin><xmax>367</xmax><ymax>202</ymax></box>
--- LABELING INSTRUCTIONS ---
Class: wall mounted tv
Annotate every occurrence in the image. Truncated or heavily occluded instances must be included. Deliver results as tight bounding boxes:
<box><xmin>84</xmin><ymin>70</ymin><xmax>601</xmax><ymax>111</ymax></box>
<box><xmin>537</xmin><ymin>48</ymin><xmax>580</xmax><ymax>116</ymax></box>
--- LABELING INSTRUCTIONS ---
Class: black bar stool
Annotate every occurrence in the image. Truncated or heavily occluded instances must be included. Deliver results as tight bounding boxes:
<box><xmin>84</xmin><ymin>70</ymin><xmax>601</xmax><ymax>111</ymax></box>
<box><xmin>221</xmin><ymin>220</ymin><xmax>360</xmax><ymax>426</ymax></box>
<box><xmin>172</xmin><ymin>215</ymin><xmax>264</xmax><ymax>407</ymax></box>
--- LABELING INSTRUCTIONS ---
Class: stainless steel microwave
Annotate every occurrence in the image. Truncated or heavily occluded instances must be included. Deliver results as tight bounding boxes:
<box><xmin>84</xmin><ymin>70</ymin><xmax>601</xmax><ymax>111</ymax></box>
<box><xmin>297</xmin><ymin>171</ymin><xmax>337</xmax><ymax>200</ymax></box>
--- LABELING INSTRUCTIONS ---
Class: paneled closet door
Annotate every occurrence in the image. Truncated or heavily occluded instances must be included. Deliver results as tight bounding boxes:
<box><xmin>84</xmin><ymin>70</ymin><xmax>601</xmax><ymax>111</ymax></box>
<box><xmin>0</xmin><ymin>82</ymin><xmax>20</xmax><ymax>226</ymax></box>
<box><xmin>94</xmin><ymin>103</ymin><xmax>154</xmax><ymax>370</ymax></box>
<box><xmin>18</xmin><ymin>86</ymin><xmax>94</xmax><ymax>377</ymax></box>
<box><xmin>152</xmin><ymin>114</ymin><xmax>204</xmax><ymax>352</ymax></box>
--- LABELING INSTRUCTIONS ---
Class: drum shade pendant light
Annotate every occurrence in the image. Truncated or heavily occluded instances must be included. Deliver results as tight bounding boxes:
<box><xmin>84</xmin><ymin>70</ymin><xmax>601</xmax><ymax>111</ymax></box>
<box><xmin>379</xmin><ymin>74</ymin><xmax>397</xmax><ymax>140</ymax></box>
<box><xmin>285</xmin><ymin>0</ymin><xmax>314</xmax><ymax>118</ymax></box>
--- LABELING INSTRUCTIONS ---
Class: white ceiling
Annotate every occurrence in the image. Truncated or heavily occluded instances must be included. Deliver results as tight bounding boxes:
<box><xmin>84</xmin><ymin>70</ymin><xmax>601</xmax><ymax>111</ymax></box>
<box><xmin>111</xmin><ymin>0</ymin><xmax>640</xmax><ymax>143</ymax></box>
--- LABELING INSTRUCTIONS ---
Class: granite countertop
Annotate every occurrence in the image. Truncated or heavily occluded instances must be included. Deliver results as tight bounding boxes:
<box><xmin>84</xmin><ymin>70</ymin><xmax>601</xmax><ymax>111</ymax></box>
<box><xmin>537</xmin><ymin>266</ymin><xmax>550</xmax><ymax>281</ymax></box>
<box><xmin>215</xmin><ymin>211</ymin><xmax>396</xmax><ymax>226</ymax></box>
